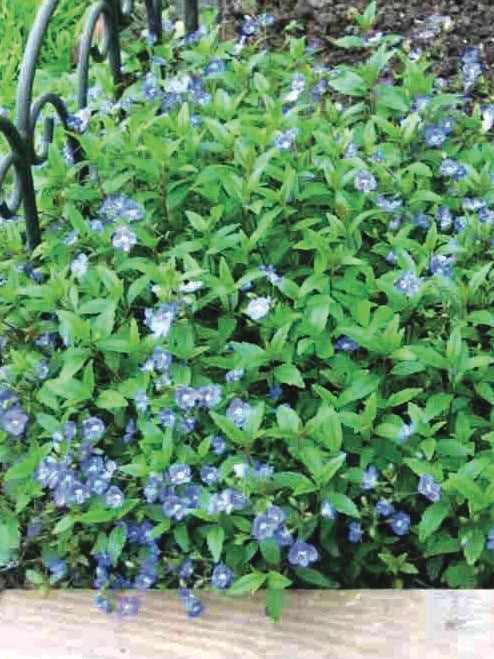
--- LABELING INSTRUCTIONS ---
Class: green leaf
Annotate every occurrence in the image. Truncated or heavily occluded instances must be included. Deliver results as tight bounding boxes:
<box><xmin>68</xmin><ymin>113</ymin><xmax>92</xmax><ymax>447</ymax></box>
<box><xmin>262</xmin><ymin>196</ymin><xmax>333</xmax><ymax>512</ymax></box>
<box><xmin>95</xmin><ymin>389</ymin><xmax>128</xmax><ymax>410</ymax></box>
<box><xmin>328</xmin><ymin>71</ymin><xmax>367</xmax><ymax>96</ymax></box>
<box><xmin>273</xmin><ymin>364</ymin><xmax>305</xmax><ymax>388</ymax></box>
<box><xmin>207</xmin><ymin>526</ymin><xmax>225</xmax><ymax>563</ymax></box>
<box><xmin>294</xmin><ymin>567</ymin><xmax>336</xmax><ymax>587</ymax></box>
<box><xmin>462</xmin><ymin>528</ymin><xmax>486</xmax><ymax>566</ymax></box>
<box><xmin>228</xmin><ymin>572</ymin><xmax>267</xmax><ymax>595</ymax></box>
<box><xmin>269</xmin><ymin>472</ymin><xmax>317</xmax><ymax>495</ymax></box>
<box><xmin>53</xmin><ymin>515</ymin><xmax>75</xmax><ymax>535</ymax></box>
<box><xmin>386</xmin><ymin>387</ymin><xmax>423</xmax><ymax>408</ymax></box>
<box><xmin>108</xmin><ymin>525</ymin><xmax>127</xmax><ymax>566</ymax></box>
<box><xmin>377</xmin><ymin>84</ymin><xmax>409</xmax><ymax>112</ymax></box>
<box><xmin>260</xmin><ymin>538</ymin><xmax>281</xmax><ymax>565</ymax></box>
<box><xmin>276</xmin><ymin>405</ymin><xmax>301</xmax><ymax>434</ymax></box>
<box><xmin>0</xmin><ymin>512</ymin><xmax>20</xmax><ymax>566</ymax></box>
<box><xmin>418</xmin><ymin>501</ymin><xmax>450</xmax><ymax>543</ymax></box>
<box><xmin>325</xmin><ymin>492</ymin><xmax>360</xmax><ymax>518</ymax></box>
<box><xmin>267</xmin><ymin>570</ymin><xmax>292</xmax><ymax>590</ymax></box>
<box><xmin>265</xmin><ymin>588</ymin><xmax>285</xmax><ymax>622</ymax></box>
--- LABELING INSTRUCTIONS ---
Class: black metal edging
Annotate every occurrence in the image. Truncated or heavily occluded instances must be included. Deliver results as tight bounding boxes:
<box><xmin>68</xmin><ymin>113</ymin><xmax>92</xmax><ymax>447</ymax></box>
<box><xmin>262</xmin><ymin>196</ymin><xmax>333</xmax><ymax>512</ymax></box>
<box><xmin>0</xmin><ymin>0</ymin><xmax>166</xmax><ymax>253</ymax></box>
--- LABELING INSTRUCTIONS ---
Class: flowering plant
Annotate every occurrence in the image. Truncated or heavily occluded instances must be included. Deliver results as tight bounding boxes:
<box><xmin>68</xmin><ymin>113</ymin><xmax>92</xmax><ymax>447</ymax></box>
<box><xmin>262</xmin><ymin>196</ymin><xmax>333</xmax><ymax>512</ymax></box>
<box><xmin>0</xmin><ymin>2</ymin><xmax>493</xmax><ymax>623</ymax></box>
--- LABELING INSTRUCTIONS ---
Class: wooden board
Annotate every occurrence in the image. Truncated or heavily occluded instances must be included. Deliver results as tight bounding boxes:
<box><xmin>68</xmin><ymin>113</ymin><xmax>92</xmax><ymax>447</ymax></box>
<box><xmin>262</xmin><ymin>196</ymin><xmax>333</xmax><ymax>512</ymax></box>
<box><xmin>1</xmin><ymin>589</ymin><xmax>494</xmax><ymax>658</ymax></box>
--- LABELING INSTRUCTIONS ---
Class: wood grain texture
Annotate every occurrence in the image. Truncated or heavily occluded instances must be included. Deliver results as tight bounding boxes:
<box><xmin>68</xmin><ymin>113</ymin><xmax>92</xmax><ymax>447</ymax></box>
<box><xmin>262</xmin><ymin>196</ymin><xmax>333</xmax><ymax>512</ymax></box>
<box><xmin>1</xmin><ymin>589</ymin><xmax>494</xmax><ymax>658</ymax></box>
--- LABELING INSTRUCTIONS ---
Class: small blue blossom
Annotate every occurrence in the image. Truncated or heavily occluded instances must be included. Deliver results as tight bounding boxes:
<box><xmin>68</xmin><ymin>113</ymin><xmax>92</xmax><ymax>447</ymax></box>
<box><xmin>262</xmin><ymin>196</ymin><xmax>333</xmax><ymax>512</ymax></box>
<box><xmin>397</xmin><ymin>422</ymin><xmax>416</xmax><ymax>442</ymax></box>
<box><xmin>362</xmin><ymin>465</ymin><xmax>379</xmax><ymax>491</ymax></box>
<box><xmin>354</xmin><ymin>170</ymin><xmax>378</xmax><ymax>193</ymax></box>
<box><xmin>162</xmin><ymin>495</ymin><xmax>189</xmax><ymax>521</ymax></box>
<box><xmin>105</xmin><ymin>485</ymin><xmax>125</xmax><ymax>509</ymax></box>
<box><xmin>273</xmin><ymin>526</ymin><xmax>294</xmax><ymax>547</ymax></box>
<box><xmin>225</xmin><ymin>368</ymin><xmax>244</xmax><ymax>383</ymax></box>
<box><xmin>462</xmin><ymin>197</ymin><xmax>486</xmax><ymax>212</ymax></box>
<box><xmin>81</xmin><ymin>416</ymin><xmax>105</xmax><ymax>442</ymax></box>
<box><xmin>269</xmin><ymin>385</ymin><xmax>282</xmax><ymax>400</ymax></box>
<box><xmin>335</xmin><ymin>336</ymin><xmax>358</xmax><ymax>352</ymax></box>
<box><xmin>207</xmin><ymin>488</ymin><xmax>249</xmax><ymax>515</ymax></box>
<box><xmin>389</xmin><ymin>511</ymin><xmax>411</xmax><ymax>536</ymax></box>
<box><xmin>47</xmin><ymin>558</ymin><xmax>67</xmax><ymax>581</ymax></box>
<box><xmin>439</xmin><ymin>158</ymin><xmax>467</xmax><ymax>180</ymax></box>
<box><xmin>417</xmin><ymin>473</ymin><xmax>442</xmax><ymax>502</ymax></box>
<box><xmin>321</xmin><ymin>500</ymin><xmax>338</xmax><ymax>520</ymax></box>
<box><xmin>112</xmin><ymin>225</ymin><xmax>137</xmax><ymax>252</ymax></box>
<box><xmin>287</xmin><ymin>540</ymin><xmax>318</xmax><ymax>567</ymax></box>
<box><xmin>2</xmin><ymin>405</ymin><xmax>28</xmax><ymax>436</ymax></box>
<box><xmin>166</xmin><ymin>463</ymin><xmax>191</xmax><ymax>486</ymax></box>
<box><xmin>430</xmin><ymin>254</ymin><xmax>455</xmax><ymax>278</ymax></box>
<box><xmin>198</xmin><ymin>384</ymin><xmax>222</xmax><ymax>409</ymax></box>
<box><xmin>394</xmin><ymin>271</ymin><xmax>424</xmax><ymax>297</ymax></box>
<box><xmin>486</xmin><ymin>528</ymin><xmax>494</xmax><ymax>551</ymax></box>
<box><xmin>134</xmin><ymin>390</ymin><xmax>149</xmax><ymax>413</ymax></box>
<box><xmin>375</xmin><ymin>499</ymin><xmax>395</xmax><ymax>517</ymax></box>
<box><xmin>478</xmin><ymin>207</ymin><xmax>494</xmax><ymax>226</ymax></box>
<box><xmin>440</xmin><ymin>117</ymin><xmax>457</xmax><ymax>134</ymax></box>
<box><xmin>388</xmin><ymin>216</ymin><xmax>402</xmax><ymax>231</ymax></box>
<box><xmin>410</xmin><ymin>94</ymin><xmax>431</xmax><ymax>112</ymax></box>
<box><xmin>436</xmin><ymin>206</ymin><xmax>453</xmax><ymax>231</ymax></box>
<box><xmin>156</xmin><ymin>408</ymin><xmax>176</xmax><ymax>428</ymax></box>
<box><xmin>174</xmin><ymin>386</ymin><xmax>199</xmax><ymax>411</ymax></box>
<box><xmin>211</xmin><ymin>435</ymin><xmax>227</xmax><ymax>455</ymax></box>
<box><xmin>411</xmin><ymin>212</ymin><xmax>431</xmax><ymax>229</ymax></box>
<box><xmin>273</xmin><ymin>127</ymin><xmax>298</xmax><ymax>150</ymax></box>
<box><xmin>348</xmin><ymin>521</ymin><xmax>363</xmax><ymax>543</ymax></box>
<box><xmin>266</xmin><ymin>505</ymin><xmax>286</xmax><ymax>526</ymax></box>
<box><xmin>211</xmin><ymin>563</ymin><xmax>234</xmax><ymax>589</ymax></box>
<box><xmin>184</xmin><ymin>594</ymin><xmax>203</xmax><ymax>618</ymax></box>
<box><xmin>178</xmin><ymin>558</ymin><xmax>194</xmax><ymax>580</ymax></box>
<box><xmin>345</xmin><ymin>142</ymin><xmax>358</xmax><ymax>158</ymax></box>
<box><xmin>225</xmin><ymin>398</ymin><xmax>252</xmax><ymax>429</ymax></box>
<box><xmin>251</xmin><ymin>514</ymin><xmax>279</xmax><ymax>541</ymax></box>
<box><xmin>204</xmin><ymin>58</ymin><xmax>225</xmax><ymax>76</ymax></box>
<box><xmin>99</xmin><ymin>194</ymin><xmax>145</xmax><ymax>222</ymax></box>
<box><xmin>200</xmin><ymin>465</ymin><xmax>219</xmax><ymax>486</ymax></box>
<box><xmin>259</xmin><ymin>264</ymin><xmax>283</xmax><ymax>285</ymax></box>
<box><xmin>95</xmin><ymin>592</ymin><xmax>113</xmax><ymax>613</ymax></box>
<box><xmin>241</xmin><ymin>16</ymin><xmax>260</xmax><ymax>37</ymax></box>
<box><xmin>144</xmin><ymin>303</ymin><xmax>178</xmax><ymax>339</ymax></box>
<box><xmin>424</xmin><ymin>125</ymin><xmax>447</xmax><ymax>147</ymax></box>
<box><xmin>376</xmin><ymin>195</ymin><xmax>402</xmax><ymax>213</ymax></box>
<box><xmin>385</xmin><ymin>251</ymin><xmax>398</xmax><ymax>264</ymax></box>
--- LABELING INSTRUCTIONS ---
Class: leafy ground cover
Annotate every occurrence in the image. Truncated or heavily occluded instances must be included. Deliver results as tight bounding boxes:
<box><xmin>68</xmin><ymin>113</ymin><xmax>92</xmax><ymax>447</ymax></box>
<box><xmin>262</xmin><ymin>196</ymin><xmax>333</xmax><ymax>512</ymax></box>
<box><xmin>0</xmin><ymin>2</ymin><xmax>493</xmax><ymax>622</ymax></box>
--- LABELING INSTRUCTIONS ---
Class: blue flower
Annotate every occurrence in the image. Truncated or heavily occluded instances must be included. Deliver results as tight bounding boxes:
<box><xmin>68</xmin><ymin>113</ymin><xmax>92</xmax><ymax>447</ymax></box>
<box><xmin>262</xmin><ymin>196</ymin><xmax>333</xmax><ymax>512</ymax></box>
<box><xmin>424</xmin><ymin>125</ymin><xmax>447</xmax><ymax>147</ymax></box>
<box><xmin>225</xmin><ymin>368</ymin><xmax>245</xmax><ymax>383</ymax></box>
<box><xmin>225</xmin><ymin>398</ymin><xmax>252</xmax><ymax>429</ymax></box>
<box><xmin>410</xmin><ymin>94</ymin><xmax>431</xmax><ymax>112</ymax></box>
<box><xmin>198</xmin><ymin>384</ymin><xmax>222</xmax><ymax>409</ymax></box>
<box><xmin>251</xmin><ymin>514</ymin><xmax>279</xmax><ymax>541</ymax></box>
<box><xmin>436</xmin><ymin>206</ymin><xmax>453</xmax><ymax>231</ymax></box>
<box><xmin>95</xmin><ymin>592</ymin><xmax>113</xmax><ymax>613</ymax></box>
<box><xmin>394</xmin><ymin>271</ymin><xmax>424</xmax><ymax>297</ymax></box>
<box><xmin>156</xmin><ymin>408</ymin><xmax>176</xmax><ymax>428</ymax></box>
<box><xmin>335</xmin><ymin>336</ymin><xmax>358</xmax><ymax>352</ymax></box>
<box><xmin>259</xmin><ymin>264</ymin><xmax>283</xmax><ymax>285</ymax></box>
<box><xmin>204</xmin><ymin>58</ymin><xmax>225</xmax><ymax>76</ymax></box>
<box><xmin>439</xmin><ymin>158</ymin><xmax>467</xmax><ymax>180</ymax></box>
<box><xmin>99</xmin><ymin>194</ymin><xmax>145</xmax><ymax>222</ymax></box>
<box><xmin>105</xmin><ymin>486</ymin><xmax>125</xmax><ymax>509</ymax></box>
<box><xmin>417</xmin><ymin>474</ymin><xmax>442</xmax><ymax>502</ymax></box>
<box><xmin>376</xmin><ymin>195</ymin><xmax>402</xmax><ymax>213</ymax></box>
<box><xmin>287</xmin><ymin>540</ymin><xmax>319</xmax><ymax>567</ymax></box>
<box><xmin>166</xmin><ymin>463</ymin><xmax>191</xmax><ymax>486</ymax></box>
<box><xmin>430</xmin><ymin>254</ymin><xmax>455</xmax><ymax>278</ymax></box>
<box><xmin>162</xmin><ymin>495</ymin><xmax>189</xmax><ymax>520</ymax></box>
<box><xmin>462</xmin><ymin>197</ymin><xmax>486</xmax><ymax>212</ymax></box>
<box><xmin>81</xmin><ymin>416</ymin><xmax>105</xmax><ymax>442</ymax></box>
<box><xmin>274</xmin><ymin>128</ymin><xmax>298</xmax><ymax>150</ymax></box>
<box><xmin>134</xmin><ymin>390</ymin><xmax>149</xmax><ymax>413</ymax></box>
<box><xmin>321</xmin><ymin>499</ymin><xmax>338</xmax><ymax>520</ymax></box>
<box><xmin>397</xmin><ymin>422</ymin><xmax>415</xmax><ymax>442</ymax></box>
<box><xmin>2</xmin><ymin>405</ymin><xmax>28</xmax><ymax>437</ymax></box>
<box><xmin>345</xmin><ymin>142</ymin><xmax>358</xmax><ymax>158</ymax></box>
<box><xmin>362</xmin><ymin>465</ymin><xmax>379</xmax><ymax>491</ymax></box>
<box><xmin>478</xmin><ymin>207</ymin><xmax>494</xmax><ymax>225</ymax></box>
<box><xmin>241</xmin><ymin>16</ymin><xmax>260</xmax><ymax>36</ymax></box>
<box><xmin>200</xmin><ymin>465</ymin><xmax>219</xmax><ymax>486</ymax></box>
<box><xmin>486</xmin><ymin>528</ymin><xmax>494</xmax><ymax>551</ymax></box>
<box><xmin>211</xmin><ymin>563</ymin><xmax>234</xmax><ymax>589</ymax></box>
<box><xmin>388</xmin><ymin>511</ymin><xmax>411</xmax><ymax>536</ymax></box>
<box><xmin>178</xmin><ymin>558</ymin><xmax>194</xmax><ymax>580</ymax></box>
<box><xmin>144</xmin><ymin>303</ymin><xmax>178</xmax><ymax>339</ymax></box>
<box><xmin>411</xmin><ymin>212</ymin><xmax>431</xmax><ymax>229</ymax></box>
<box><xmin>348</xmin><ymin>521</ymin><xmax>363</xmax><ymax>543</ymax></box>
<box><xmin>210</xmin><ymin>435</ymin><xmax>227</xmax><ymax>455</ymax></box>
<box><xmin>112</xmin><ymin>225</ymin><xmax>137</xmax><ymax>252</ymax></box>
<box><xmin>354</xmin><ymin>170</ymin><xmax>378</xmax><ymax>193</ymax></box>
<box><xmin>269</xmin><ymin>385</ymin><xmax>282</xmax><ymax>400</ymax></box>
<box><xmin>375</xmin><ymin>499</ymin><xmax>395</xmax><ymax>517</ymax></box>
<box><xmin>47</xmin><ymin>558</ymin><xmax>67</xmax><ymax>581</ymax></box>
<box><xmin>174</xmin><ymin>386</ymin><xmax>199</xmax><ymax>410</ymax></box>
<box><xmin>273</xmin><ymin>526</ymin><xmax>294</xmax><ymax>547</ymax></box>
<box><xmin>184</xmin><ymin>594</ymin><xmax>203</xmax><ymax>618</ymax></box>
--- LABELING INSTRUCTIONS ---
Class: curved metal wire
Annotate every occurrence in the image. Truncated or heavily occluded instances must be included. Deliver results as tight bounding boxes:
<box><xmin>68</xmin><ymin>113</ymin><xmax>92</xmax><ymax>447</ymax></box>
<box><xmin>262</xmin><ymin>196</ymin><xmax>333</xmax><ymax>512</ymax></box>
<box><xmin>0</xmin><ymin>0</ymin><xmax>163</xmax><ymax>252</ymax></box>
